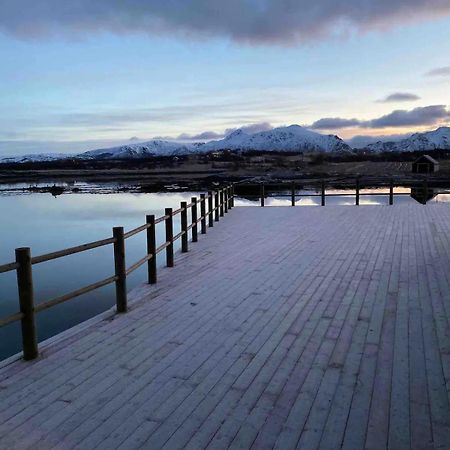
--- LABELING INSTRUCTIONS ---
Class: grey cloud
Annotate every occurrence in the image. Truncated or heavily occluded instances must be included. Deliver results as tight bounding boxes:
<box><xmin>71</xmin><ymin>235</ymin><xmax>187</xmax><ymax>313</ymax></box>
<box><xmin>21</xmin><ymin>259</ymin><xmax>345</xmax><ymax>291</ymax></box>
<box><xmin>377</xmin><ymin>92</ymin><xmax>420</xmax><ymax>103</ymax></box>
<box><xmin>425</xmin><ymin>66</ymin><xmax>450</xmax><ymax>77</ymax></box>
<box><xmin>174</xmin><ymin>122</ymin><xmax>273</xmax><ymax>141</ymax></box>
<box><xmin>365</xmin><ymin>105</ymin><xmax>450</xmax><ymax>128</ymax></box>
<box><xmin>310</xmin><ymin>105</ymin><xmax>450</xmax><ymax>131</ymax></box>
<box><xmin>310</xmin><ymin>117</ymin><xmax>360</xmax><ymax>130</ymax></box>
<box><xmin>177</xmin><ymin>131</ymin><xmax>224</xmax><ymax>141</ymax></box>
<box><xmin>1</xmin><ymin>1</ymin><xmax>450</xmax><ymax>43</ymax></box>
<box><xmin>225</xmin><ymin>122</ymin><xmax>273</xmax><ymax>135</ymax></box>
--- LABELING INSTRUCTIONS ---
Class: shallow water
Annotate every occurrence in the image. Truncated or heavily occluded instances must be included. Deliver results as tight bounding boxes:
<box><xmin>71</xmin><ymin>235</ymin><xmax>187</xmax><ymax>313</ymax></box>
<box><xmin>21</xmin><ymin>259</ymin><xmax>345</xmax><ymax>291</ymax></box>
<box><xmin>1</xmin><ymin>183</ymin><xmax>449</xmax><ymax>360</ymax></box>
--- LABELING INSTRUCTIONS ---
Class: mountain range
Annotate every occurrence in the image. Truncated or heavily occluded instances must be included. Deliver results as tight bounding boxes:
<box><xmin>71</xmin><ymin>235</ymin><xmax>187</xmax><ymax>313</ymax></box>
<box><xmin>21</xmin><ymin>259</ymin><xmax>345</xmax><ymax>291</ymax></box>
<box><xmin>365</xmin><ymin>127</ymin><xmax>450</xmax><ymax>153</ymax></box>
<box><xmin>1</xmin><ymin>125</ymin><xmax>450</xmax><ymax>163</ymax></box>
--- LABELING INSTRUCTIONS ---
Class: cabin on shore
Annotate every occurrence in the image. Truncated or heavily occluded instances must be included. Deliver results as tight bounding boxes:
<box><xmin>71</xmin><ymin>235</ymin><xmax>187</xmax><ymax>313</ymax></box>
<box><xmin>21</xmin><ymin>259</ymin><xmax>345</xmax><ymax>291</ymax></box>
<box><xmin>412</xmin><ymin>154</ymin><xmax>439</xmax><ymax>174</ymax></box>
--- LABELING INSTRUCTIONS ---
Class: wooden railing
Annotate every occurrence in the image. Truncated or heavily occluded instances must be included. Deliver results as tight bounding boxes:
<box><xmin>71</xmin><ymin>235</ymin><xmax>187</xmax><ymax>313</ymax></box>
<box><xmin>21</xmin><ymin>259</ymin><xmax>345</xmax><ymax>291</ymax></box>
<box><xmin>0</xmin><ymin>185</ymin><xmax>234</xmax><ymax>360</ymax></box>
<box><xmin>237</xmin><ymin>178</ymin><xmax>444</xmax><ymax>207</ymax></box>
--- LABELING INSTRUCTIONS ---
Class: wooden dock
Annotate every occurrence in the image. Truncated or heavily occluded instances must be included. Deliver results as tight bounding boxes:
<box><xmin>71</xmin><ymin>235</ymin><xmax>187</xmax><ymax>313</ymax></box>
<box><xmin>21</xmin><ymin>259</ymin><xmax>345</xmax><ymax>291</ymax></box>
<box><xmin>1</xmin><ymin>204</ymin><xmax>450</xmax><ymax>449</ymax></box>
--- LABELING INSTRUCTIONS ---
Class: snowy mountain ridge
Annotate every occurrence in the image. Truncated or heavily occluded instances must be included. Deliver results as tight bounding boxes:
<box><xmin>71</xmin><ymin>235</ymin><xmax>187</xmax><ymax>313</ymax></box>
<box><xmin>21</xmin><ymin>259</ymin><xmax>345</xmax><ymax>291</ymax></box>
<box><xmin>0</xmin><ymin>153</ymin><xmax>75</xmax><ymax>164</ymax></box>
<box><xmin>203</xmin><ymin>125</ymin><xmax>351</xmax><ymax>153</ymax></box>
<box><xmin>366</xmin><ymin>127</ymin><xmax>450</xmax><ymax>152</ymax></box>
<box><xmin>2</xmin><ymin>125</ymin><xmax>450</xmax><ymax>163</ymax></box>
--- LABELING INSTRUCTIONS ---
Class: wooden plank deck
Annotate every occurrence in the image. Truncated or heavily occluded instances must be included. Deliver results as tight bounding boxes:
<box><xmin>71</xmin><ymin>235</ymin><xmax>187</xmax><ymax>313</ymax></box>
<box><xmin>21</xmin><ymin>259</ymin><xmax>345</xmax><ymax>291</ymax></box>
<box><xmin>1</xmin><ymin>204</ymin><xmax>450</xmax><ymax>450</ymax></box>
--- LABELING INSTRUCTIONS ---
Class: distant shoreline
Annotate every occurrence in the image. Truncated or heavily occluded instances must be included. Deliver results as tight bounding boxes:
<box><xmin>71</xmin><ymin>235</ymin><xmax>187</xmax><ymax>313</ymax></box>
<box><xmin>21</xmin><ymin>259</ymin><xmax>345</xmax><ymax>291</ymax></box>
<box><xmin>1</xmin><ymin>151</ymin><xmax>450</xmax><ymax>195</ymax></box>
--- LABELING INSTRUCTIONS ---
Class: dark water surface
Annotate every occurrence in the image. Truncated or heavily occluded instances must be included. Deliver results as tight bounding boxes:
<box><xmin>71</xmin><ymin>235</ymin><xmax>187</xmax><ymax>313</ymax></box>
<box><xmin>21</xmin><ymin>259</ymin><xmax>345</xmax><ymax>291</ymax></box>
<box><xmin>1</xmin><ymin>184</ymin><xmax>449</xmax><ymax>360</ymax></box>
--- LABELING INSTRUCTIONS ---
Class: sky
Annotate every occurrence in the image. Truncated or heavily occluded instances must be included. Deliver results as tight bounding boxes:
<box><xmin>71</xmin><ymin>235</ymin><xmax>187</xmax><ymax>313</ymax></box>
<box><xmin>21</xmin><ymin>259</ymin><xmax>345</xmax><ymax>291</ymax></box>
<box><xmin>0</xmin><ymin>0</ymin><xmax>450</xmax><ymax>155</ymax></box>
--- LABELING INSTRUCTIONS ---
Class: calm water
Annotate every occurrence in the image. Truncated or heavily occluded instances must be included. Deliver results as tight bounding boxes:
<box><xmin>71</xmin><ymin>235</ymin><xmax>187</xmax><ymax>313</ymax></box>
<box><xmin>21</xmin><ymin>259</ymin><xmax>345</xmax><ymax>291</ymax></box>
<box><xmin>1</xmin><ymin>184</ymin><xmax>449</xmax><ymax>360</ymax></box>
<box><xmin>0</xmin><ymin>189</ymin><xmax>202</xmax><ymax>360</ymax></box>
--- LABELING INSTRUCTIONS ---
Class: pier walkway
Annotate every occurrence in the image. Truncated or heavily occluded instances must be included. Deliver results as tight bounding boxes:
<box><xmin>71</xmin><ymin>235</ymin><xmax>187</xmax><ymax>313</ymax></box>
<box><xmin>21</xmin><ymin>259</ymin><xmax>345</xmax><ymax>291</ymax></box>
<box><xmin>1</xmin><ymin>205</ymin><xmax>450</xmax><ymax>449</ymax></box>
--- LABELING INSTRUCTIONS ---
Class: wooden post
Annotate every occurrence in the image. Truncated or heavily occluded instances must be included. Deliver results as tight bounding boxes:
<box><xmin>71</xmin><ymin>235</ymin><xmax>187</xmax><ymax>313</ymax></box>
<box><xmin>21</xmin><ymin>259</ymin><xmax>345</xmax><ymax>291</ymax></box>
<box><xmin>200</xmin><ymin>194</ymin><xmax>207</xmax><ymax>234</ymax></box>
<box><xmin>219</xmin><ymin>190</ymin><xmax>224</xmax><ymax>217</ymax></box>
<box><xmin>228</xmin><ymin>186</ymin><xmax>232</xmax><ymax>209</ymax></box>
<box><xmin>355</xmin><ymin>178</ymin><xmax>360</xmax><ymax>206</ymax></box>
<box><xmin>230</xmin><ymin>184</ymin><xmax>235</xmax><ymax>208</ymax></box>
<box><xmin>215</xmin><ymin>191</ymin><xmax>219</xmax><ymax>222</ymax></box>
<box><xmin>146</xmin><ymin>215</ymin><xmax>157</xmax><ymax>284</ymax></box>
<box><xmin>389</xmin><ymin>180</ymin><xmax>394</xmax><ymax>206</ymax></box>
<box><xmin>113</xmin><ymin>227</ymin><xmax>127</xmax><ymax>313</ymax></box>
<box><xmin>321</xmin><ymin>180</ymin><xmax>326</xmax><ymax>206</ymax></box>
<box><xmin>224</xmin><ymin>188</ymin><xmax>228</xmax><ymax>214</ymax></box>
<box><xmin>181</xmin><ymin>202</ymin><xmax>188</xmax><ymax>252</ymax></box>
<box><xmin>208</xmin><ymin>191</ymin><xmax>214</xmax><ymax>227</ymax></box>
<box><xmin>191</xmin><ymin>197</ymin><xmax>198</xmax><ymax>242</ymax></box>
<box><xmin>15</xmin><ymin>247</ymin><xmax>38</xmax><ymax>360</ymax></box>
<box><xmin>165</xmin><ymin>208</ymin><xmax>174</xmax><ymax>266</ymax></box>
<box><xmin>291</xmin><ymin>183</ymin><xmax>295</xmax><ymax>206</ymax></box>
<box><xmin>260</xmin><ymin>184</ymin><xmax>265</xmax><ymax>207</ymax></box>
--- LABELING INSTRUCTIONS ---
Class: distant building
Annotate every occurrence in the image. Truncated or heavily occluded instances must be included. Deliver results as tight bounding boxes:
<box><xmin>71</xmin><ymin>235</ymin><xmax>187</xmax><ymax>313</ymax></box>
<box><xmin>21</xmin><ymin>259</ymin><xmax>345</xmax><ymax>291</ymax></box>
<box><xmin>412</xmin><ymin>155</ymin><xmax>439</xmax><ymax>174</ymax></box>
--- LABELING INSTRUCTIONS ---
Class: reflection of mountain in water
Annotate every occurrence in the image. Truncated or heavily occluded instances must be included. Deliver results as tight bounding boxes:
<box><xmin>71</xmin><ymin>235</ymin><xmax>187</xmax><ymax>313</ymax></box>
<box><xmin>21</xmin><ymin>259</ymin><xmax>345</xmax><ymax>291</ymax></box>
<box><xmin>410</xmin><ymin>187</ymin><xmax>437</xmax><ymax>205</ymax></box>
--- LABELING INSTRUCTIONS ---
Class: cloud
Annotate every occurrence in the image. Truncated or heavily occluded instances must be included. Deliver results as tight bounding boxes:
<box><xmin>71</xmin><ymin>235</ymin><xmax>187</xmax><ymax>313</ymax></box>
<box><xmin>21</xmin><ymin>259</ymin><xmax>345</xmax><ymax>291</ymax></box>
<box><xmin>365</xmin><ymin>105</ymin><xmax>450</xmax><ymax>128</ymax></box>
<box><xmin>224</xmin><ymin>122</ymin><xmax>273</xmax><ymax>135</ymax></box>
<box><xmin>310</xmin><ymin>105</ymin><xmax>450</xmax><ymax>131</ymax></box>
<box><xmin>425</xmin><ymin>66</ymin><xmax>450</xmax><ymax>77</ymax></box>
<box><xmin>377</xmin><ymin>92</ymin><xmax>420</xmax><ymax>103</ymax></box>
<box><xmin>177</xmin><ymin>131</ymin><xmax>224</xmax><ymax>141</ymax></box>
<box><xmin>175</xmin><ymin>122</ymin><xmax>273</xmax><ymax>141</ymax></box>
<box><xmin>310</xmin><ymin>117</ymin><xmax>361</xmax><ymax>130</ymax></box>
<box><xmin>1</xmin><ymin>1</ymin><xmax>450</xmax><ymax>44</ymax></box>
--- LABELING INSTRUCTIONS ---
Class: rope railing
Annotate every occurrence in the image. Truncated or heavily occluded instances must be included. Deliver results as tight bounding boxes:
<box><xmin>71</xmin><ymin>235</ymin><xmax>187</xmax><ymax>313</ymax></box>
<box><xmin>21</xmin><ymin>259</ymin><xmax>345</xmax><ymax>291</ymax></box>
<box><xmin>0</xmin><ymin>184</ymin><xmax>235</xmax><ymax>361</ymax></box>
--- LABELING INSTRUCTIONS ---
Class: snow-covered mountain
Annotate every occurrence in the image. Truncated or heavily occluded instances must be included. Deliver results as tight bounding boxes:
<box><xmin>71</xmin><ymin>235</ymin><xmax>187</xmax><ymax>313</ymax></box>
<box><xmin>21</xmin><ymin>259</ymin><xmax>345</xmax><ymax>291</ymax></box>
<box><xmin>203</xmin><ymin>125</ymin><xmax>351</xmax><ymax>153</ymax></box>
<box><xmin>366</xmin><ymin>127</ymin><xmax>450</xmax><ymax>152</ymax></box>
<box><xmin>0</xmin><ymin>153</ymin><xmax>74</xmax><ymax>164</ymax></box>
<box><xmin>79</xmin><ymin>125</ymin><xmax>351</xmax><ymax>160</ymax></box>
<box><xmin>80</xmin><ymin>140</ymin><xmax>204</xmax><ymax>159</ymax></box>
<box><xmin>0</xmin><ymin>125</ymin><xmax>351</xmax><ymax>163</ymax></box>
<box><xmin>3</xmin><ymin>125</ymin><xmax>449</xmax><ymax>164</ymax></box>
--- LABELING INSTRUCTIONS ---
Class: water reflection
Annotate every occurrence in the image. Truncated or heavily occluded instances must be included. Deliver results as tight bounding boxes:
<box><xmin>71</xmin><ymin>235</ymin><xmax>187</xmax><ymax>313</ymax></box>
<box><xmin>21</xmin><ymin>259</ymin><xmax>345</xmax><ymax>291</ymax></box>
<box><xmin>410</xmin><ymin>187</ymin><xmax>437</xmax><ymax>205</ymax></box>
<box><xmin>235</xmin><ymin>187</ymin><xmax>450</xmax><ymax>207</ymax></box>
<box><xmin>0</xmin><ymin>191</ymin><xmax>199</xmax><ymax>360</ymax></box>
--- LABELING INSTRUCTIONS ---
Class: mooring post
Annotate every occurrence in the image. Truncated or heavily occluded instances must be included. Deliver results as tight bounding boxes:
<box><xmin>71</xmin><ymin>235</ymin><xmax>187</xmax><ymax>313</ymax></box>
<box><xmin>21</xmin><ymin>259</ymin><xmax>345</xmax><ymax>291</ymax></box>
<box><xmin>260</xmin><ymin>184</ymin><xmax>265</xmax><ymax>207</ymax></box>
<box><xmin>208</xmin><ymin>191</ymin><xmax>214</xmax><ymax>227</ymax></box>
<box><xmin>291</xmin><ymin>183</ymin><xmax>295</xmax><ymax>206</ymax></box>
<box><xmin>191</xmin><ymin>197</ymin><xmax>198</xmax><ymax>242</ymax></box>
<box><xmin>113</xmin><ymin>227</ymin><xmax>127</xmax><ymax>313</ymax></box>
<box><xmin>389</xmin><ymin>180</ymin><xmax>394</xmax><ymax>205</ymax></box>
<box><xmin>15</xmin><ymin>247</ymin><xmax>38</xmax><ymax>360</ymax></box>
<box><xmin>165</xmin><ymin>208</ymin><xmax>174</xmax><ymax>266</ymax></box>
<box><xmin>321</xmin><ymin>180</ymin><xmax>326</xmax><ymax>206</ymax></box>
<box><xmin>200</xmin><ymin>194</ymin><xmax>207</xmax><ymax>234</ymax></box>
<box><xmin>215</xmin><ymin>191</ymin><xmax>219</xmax><ymax>222</ymax></box>
<box><xmin>181</xmin><ymin>202</ymin><xmax>188</xmax><ymax>252</ymax></box>
<box><xmin>356</xmin><ymin>178</ymin><xmax>360</xmax><ymax>206</ymax></box>
<box><xmin>146</xmin><ymin>215</ymin><xmax>157</xmax><ymax>284</ymax></box>
<box><xmin>220</xmin><ymin>189</ymin><xmax>224</xmax><ymax>217</ymax></box>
